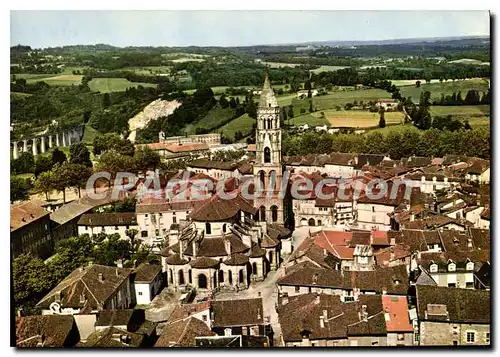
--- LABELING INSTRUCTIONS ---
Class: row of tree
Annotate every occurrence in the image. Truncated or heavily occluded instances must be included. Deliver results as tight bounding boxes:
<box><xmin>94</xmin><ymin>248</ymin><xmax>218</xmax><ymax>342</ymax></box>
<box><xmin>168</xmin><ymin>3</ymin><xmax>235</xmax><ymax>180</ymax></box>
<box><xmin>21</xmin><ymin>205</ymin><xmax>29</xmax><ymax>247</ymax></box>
<box><xmin>434</xmin><ymin>89</ymin><xmax>491</xmax><ymax>106</ymax></box>
<box><xmin>282</xmin><ymin>127</ymin><xmax>490</xmax><ymax>160</ymax></box>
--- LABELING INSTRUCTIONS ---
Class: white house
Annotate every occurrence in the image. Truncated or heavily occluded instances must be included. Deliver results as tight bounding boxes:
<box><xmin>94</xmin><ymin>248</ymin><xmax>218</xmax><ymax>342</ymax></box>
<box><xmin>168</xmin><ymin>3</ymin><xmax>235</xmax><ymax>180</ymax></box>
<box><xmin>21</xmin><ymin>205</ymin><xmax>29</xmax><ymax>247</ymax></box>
<box><xmin>77</xmin><ymin>213</ymin><xmax>138</xmax><ymax>240</ymax></box>
<box><xmin>133</xmin><ymin>264</ymin><xmax>164</xmax><ymax>305</ymax></box>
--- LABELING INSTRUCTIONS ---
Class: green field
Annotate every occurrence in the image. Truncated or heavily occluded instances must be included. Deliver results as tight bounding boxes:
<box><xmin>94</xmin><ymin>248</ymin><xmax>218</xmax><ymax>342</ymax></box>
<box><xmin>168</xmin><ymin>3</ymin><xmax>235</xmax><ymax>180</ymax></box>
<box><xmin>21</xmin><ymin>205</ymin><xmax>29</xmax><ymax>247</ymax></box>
<box><xmin>286</xmin><ymin>114</ymin><xmax>329</xmax><ymax>127</ymax></box>
<box><xmin>430</xmin><ymin>105</ymin><xmax>490</xmax><ymax>128</ymax></box>
<box><xmin>219</xmin><ymin>114</ymin><xmax>255</xmax><ymax>140</ymax></box>
<box><xmin>14</xmin><ymin>73</ymin><xmax>59</xmax><ymax>80</ymax></box>
<box><xmin>399</xmin><ymin>78</ymin><xmax>490</xmax><ymax>102</ymax></box>
<box><xmin>260</xmin><ymin>61</ymin><xmax>301</xmax><ymax>68</ymax></box>
<box><xmin>368</xmin><ymin>123</ymin><xmax>421</xmax><ymax>135</ymax></box>
<box><xmin>311</xmin><ymin>65</ymin><xmax>350</xmax><ymax>74</ymax></box>
<box><xmin>288</xmin><ymin>88</ymin><xmax>392</xmax><ymax>114</ymax></box>
<box><xmin>88</xmin><ymin>78</ymin><xmax>157</xmax><ymax>93</ymax></box>
<box><xmin>82</xmin><ymin>123</ymin><xmax>101</xmax><ymax>144</ymax></box>
<box><xmin>184</xmin><ymin>107</ymin><xmax>237</xmax><ymax>135</ymax></box>
<box><xmin>289</xmin><ymin>110</ymin><xmax>404</xmax><ymax>128</ymax></box>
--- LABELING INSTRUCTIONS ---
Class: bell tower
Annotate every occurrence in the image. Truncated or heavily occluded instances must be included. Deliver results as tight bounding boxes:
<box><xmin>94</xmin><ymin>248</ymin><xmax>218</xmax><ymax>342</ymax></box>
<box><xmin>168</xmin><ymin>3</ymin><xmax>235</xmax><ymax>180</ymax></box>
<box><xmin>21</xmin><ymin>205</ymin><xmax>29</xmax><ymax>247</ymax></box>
<box><xmin>252</xmin><ymin>73</ymin><xmax>284</xmax><ymax>224</ymax></box>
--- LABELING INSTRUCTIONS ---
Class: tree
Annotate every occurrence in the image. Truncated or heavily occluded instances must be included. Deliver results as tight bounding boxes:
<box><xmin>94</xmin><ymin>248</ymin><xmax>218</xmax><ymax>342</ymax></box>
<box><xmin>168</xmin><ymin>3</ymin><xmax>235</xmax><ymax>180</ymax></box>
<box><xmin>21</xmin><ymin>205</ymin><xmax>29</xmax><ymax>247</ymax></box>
<box><xmin>66</xmin><ymin>163</ymin><xmax>93</xmax><ymax>198</ymax></box>
<box><xmin>34</xmin><ymin>155</ymin><xmax>53</xmax><ymax>177</ymax></box>
<box><xmin>96</xmin><ymin>150</ymin><xmax>137</xmax><ymax>179</ymax></box>
<box><xmin>102</xmin><ymin>93</ymin><xmax>111</xmax><ymax>108</ymax></box>
<box><xmin>456</xmin><ymin>91</ymin><xmax>464</xmax><ymax>105</ymax></box>
<box><xmin>69</xmin><ymin>142</ymin><xmax>92</xmax><ymax>167</ymax></box>
<box><xmin>229</xmin><ymin>97</ymin><xmax>237</xmax><ymax>109</ymax></box>
<box><xmin>34</xmin><ymin>171</ymin><xmax>54</xmax><ymax>201</ymax></box>
<box><xmin>309</xmin><ymin>101</ymin><xmax>314</xmax><ymax>113</ymax></box>
<box><xmin>379</xmin><ymin>107</ymin><xmax>386</xmax><ymax>128</ymax></box>
<box><xmin>12</xmin><ymin>152</ymin><xmax>35</xmax><ymax>174</ymax></box>
<box><xmin>288</xmin><ymin>106</ymin><xmax>294</xmax><ymax>119</ymax></box>
<box><xmin>125</xmin><ymin>228</ymin><xmax>139</xmax><ymax>245</ymax></box>
<box><xmin>11</xmin><ymin>176</ymin><xmax>30</xmax><ymax>203</ymax></box>
<box><xmin>415</xmin><ymin>80</ymin><xmax>421</xmax><ymax>88</ymax></box>
<box><xmin>134</xmin><ymin>146</ymin><xmax>160</xmax><ymax>173</ymax></box>
<box><xmin>50</xmin><ymin>163</ymin><xmax>73</xmax><ymax>203</ymax></box>
<box><xmin>13</xmin><ymin>254</ymin><xmax>56</xmax><ymax>314</ymax></box>
<box><xmin>219</xmin><ymin>94</ymin><xmax>229</xmax><ymax>108</ymax></box>
<box><xmin>234</xmin><ymin>130</ymin><xmax>243</xmax><ymax>141</ymax></box>
<box><xmin>304</xmin><ymin>80</ymin><xmax>312</xmax><ymax>91</ymax></box>
<box><xmin>51</xmin><ymin>148</ymin><xmax>67</xmax><ymax>166</ymax></box>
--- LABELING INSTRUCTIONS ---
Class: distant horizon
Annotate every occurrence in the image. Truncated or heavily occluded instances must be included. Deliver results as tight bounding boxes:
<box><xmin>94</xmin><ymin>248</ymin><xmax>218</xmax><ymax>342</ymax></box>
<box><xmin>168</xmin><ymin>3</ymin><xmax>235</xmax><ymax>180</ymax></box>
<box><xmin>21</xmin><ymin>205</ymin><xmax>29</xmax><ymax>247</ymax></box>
<box><xmin>10</xmin><ymin>34</ymin><xmax>491</xmax><ymax>50</ymax></box>
<box><xmin>11</xmin><ymin>10</ymin><xmax>490</xmax><ymax>49</ymax></box>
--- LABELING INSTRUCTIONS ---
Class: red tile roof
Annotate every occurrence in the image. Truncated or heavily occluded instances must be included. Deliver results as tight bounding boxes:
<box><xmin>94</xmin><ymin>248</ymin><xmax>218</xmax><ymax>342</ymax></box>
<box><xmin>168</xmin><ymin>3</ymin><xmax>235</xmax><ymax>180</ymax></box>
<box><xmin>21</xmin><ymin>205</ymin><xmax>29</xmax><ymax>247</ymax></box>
<box><xmin>11</xmin><ymin>200</ymin><xmax>49</xmax><ymax>231</ymax></box>
<box><xmin>382</xmin><ymin>295</ymin><xmax>413</xmax><ymax>332</ymax></box>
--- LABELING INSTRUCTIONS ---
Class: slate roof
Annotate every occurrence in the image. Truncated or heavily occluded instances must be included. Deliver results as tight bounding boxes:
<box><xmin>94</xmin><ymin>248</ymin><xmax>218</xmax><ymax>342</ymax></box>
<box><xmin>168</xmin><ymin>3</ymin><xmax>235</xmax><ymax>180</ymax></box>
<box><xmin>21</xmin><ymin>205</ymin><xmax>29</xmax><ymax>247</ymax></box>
<box><xmin>278</xmin><ymin>293</ymin><xmax>387</xmax><ymax>342</ymax></box>
<box><xmin>135</xmin><ymin>197</ymin><xmax>205</xmax><ymax>214</ymax></box>
<box><xmin>278</xmin><ymin>262</ymin><xmax>408</xmax><ymax>295</ymax></box>
<box><xmin>189</xmin><ymin>257</ymin><xmax>220</xmax><ymax>269</ymax></box>
<box><xmin>154</xmin><ymin>317</ymin><xmax>215</xmax><ymax>347</ymax></box>
<box><xmin>164</xmin><ymin>253</ymin><xmax>189</xmax><ymax>265</ymax></box>
<box><xmin>416</xmin><ymin>285</ymin><xmax>490</xmax><ymax>324</ymax></box>
<box><xmin>16</xmin><ymin>315</ymin><xmax>76</xmax><ymax>347</ymax></box>
<box><xmin>95</xmin><ymin>309</ymin><xmax>137</xmax><ymax>328</ymax></box>
<box><xmin>167</xmin><ymin>301</ymin><xmax>211</xmax><ymax>324</ymax></box>
<box><xmin>77</xmin><ymin>212</ymin><xmax>137</xmax><ymax>226</ymax></box>
<box><xmin>50</xmin><ymin>195</ymin><xmax>117</xmax><ymax>225</ymax></box>
<box><xmin>211</xmin><ymin>298</ymin><xmax>265</xmax><ymax>327</ymax></box>
<box><xmin>77</xmin><ymin>327</ymin><xmax>144</xmax><ymax>347</ymax></box>
<box><xmin>224</xmin><ymin>253</ymin><xmax>250</xmax><ymax>266</ymax></box>
<box><xmin>189</xmin><ymin>193</ymin><xmax>257</xmax><ymax>222</ymax></box>
<box><xmin>11</xmin><ymin>200</ymin><xmax>49</xmax><ymax>231</ymax></box>
<box><xmin>134</xmin><ymin>264</ymin><xmax>162</xmax><ymax>283</ymax></box>
<box><xmin>36</xmin><ymin>264</ymin><xmax>134</xmax><ymax>310</ymax></box>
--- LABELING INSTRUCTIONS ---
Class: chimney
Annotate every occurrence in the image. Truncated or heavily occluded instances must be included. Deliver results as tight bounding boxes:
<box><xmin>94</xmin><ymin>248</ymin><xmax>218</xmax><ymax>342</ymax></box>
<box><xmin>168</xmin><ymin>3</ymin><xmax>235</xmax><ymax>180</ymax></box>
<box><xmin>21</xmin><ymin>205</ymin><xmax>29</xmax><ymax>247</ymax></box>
<box><xmin>319</xmin><ymin>315</ymin><xmax>325</xmax><ymax>328</ymax></box>
<box><xmin>98</xmin><ymin>273</ymin><xmax>104</xmax><ymax>282</ymax></box>
<box><xmin>361</xmin><ymin>305</ymin><xmax>368</xmax><ymax>322</ymax></box>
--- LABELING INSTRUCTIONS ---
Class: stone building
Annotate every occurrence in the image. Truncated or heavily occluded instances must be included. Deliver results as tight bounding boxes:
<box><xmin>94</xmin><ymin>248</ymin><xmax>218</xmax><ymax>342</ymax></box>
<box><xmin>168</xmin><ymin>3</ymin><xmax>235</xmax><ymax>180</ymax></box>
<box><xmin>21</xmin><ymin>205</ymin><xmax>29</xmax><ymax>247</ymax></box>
<box><xmin>252</xmin><ymin>74</ymin><xmax>286</xmax><ymax>225</ymax></box>
<box><xmin>415</xmin><ymin>285</ymin><xmax>490</xmax><ymax>346</ymax></box>
<box><xmin>159</xmin><ymin>193</ymin><xmax>290</xmax><ymax>296</ymax></box>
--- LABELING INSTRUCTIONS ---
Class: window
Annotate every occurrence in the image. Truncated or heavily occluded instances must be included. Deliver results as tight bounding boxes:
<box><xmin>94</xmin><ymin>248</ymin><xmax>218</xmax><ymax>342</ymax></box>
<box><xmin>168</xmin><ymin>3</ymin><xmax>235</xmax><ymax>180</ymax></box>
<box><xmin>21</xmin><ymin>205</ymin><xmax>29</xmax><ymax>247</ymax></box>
<box><xmin>466</xmin><ymin>282</ymin><xmax>474</xmax><ymax>289</ymax></box>
<box><xmin>173</xmin><ymin>216</ymin><xmax>177</xmax><ymax>224</ymax></box>
<box><xmin>264</xmin><ymin>147</ymin><xmax>271</xmax><ymax>163</ymax></box>
<box><xmin>295</xmin><ymin>286</ymin><xmax>300</xmax><ymax>292</ymax></box>
<box><xmin>159</xmin><ymin>213</ymin><xmax>163</xmax><ymax>217</ymax></box>
<box><xmin>371</xmin><ymin>341</ymin><xmax>379</xmax><ymax>346</ymax></box>
<box><xmin>453</xmin><ymin>341</ymin><xmax>458</xmax><ymax>346</ymax></box>
<box><xmin>224</xmin><ymin>328</ymin><xmax>232</xmax><ymax>336</ymax></box>
<box><xmin>205</xmin><ymin>222</ymin><xmax>211</xmax><ymax>234</ymax></box>
<box><xmin>448</xmin><ymin>283</ymin><xmax>456</xmax><ymax>288</ymax></box>
<box><xmin>141</xmin><ymin>231</ymin><xmax>148</xmax><ymax>238</ymax></box>
<box><xmin>466</xmin><ymin>332</ymin><xmax>476</xmax><ymax>343</ymax></box>
<box><xmin>115</xmin><ymin>226</ymin><xmax>119</xmax><ymax>230</ymax></box>
<box><xmin>448</xmin><ymin>263</ymin><xmax>456</xmax><ymax>272</ymax></box>
<box><xmin>430</xmin><ymin>264</ymin><xmax>438</xmax><ymax>273</ymax></box>
<box><xmin>145</xmin><ymin>214</ymin><xmax>148</xmax><ymax>218</ymax></box>
<box><xmin>486</xmin><ymin>333</ymin><xmax>490</xmax><ymax>344</ymax></box>
<box><xmin>397</xmin><ymin>334</ymin><xmax>405</xmax><ymax>341</ymax></box>
<box><xmin>202</xmin><ymin>315</ymin><xmax>207</xmax><ymax>321</ymax></box>
<box><xmin>344</xmin><ymin>296</ymin><xmax>355</xmax><ymax>302</ymax></box>
<box><xmin>466</xmin><ymin>262</ymin><xmax>474</xmax><ymax>271</ymax></box>
<box><xmin>138</xmin><ymin>292</ymin><xmax>143</xmax><ymax>296</ymax></box>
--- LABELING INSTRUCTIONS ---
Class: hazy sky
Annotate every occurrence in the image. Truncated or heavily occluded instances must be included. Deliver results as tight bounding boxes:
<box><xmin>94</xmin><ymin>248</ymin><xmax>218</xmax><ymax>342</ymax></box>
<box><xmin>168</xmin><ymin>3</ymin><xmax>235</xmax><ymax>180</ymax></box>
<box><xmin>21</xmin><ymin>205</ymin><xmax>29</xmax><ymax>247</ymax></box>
<box><xmin>11</xmin><ymin>10</ymin><xmax>490</xmax><ymax>48</ymax></box>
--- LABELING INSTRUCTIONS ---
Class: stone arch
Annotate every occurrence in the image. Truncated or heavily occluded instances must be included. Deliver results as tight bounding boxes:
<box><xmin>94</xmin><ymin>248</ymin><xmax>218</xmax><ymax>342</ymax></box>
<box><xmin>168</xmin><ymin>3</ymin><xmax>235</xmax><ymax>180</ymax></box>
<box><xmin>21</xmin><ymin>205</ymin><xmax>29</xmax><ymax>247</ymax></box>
<box><xmin>269</xmin><ymin>251</ymin><xmax>274</xmax><ymax>264</ymax></box>
<box><xmin>178</xmin><ymin>270</ymin><xmax>185</xmax><ymax>285</ymax></box>
<box><xmin>188</xmin><ymin>269</ymin><xmax>192</xmax><ymax>284</ymax></box>
<box><xmin>222</xmin><ymin>223</ymin><xmax>227</xmax><ymax>233</ymax></box>
<box><xmin>228</xmin><ymin>270</ymin><xmax>233</xmax><ymax>285</ymax></box>
<box><xmin>308</xmin><ymin>218</ymin><xmax>316</xmax><ymax>226</ymax></box>
<box><xmin>252</xmin><ymin>262</ymin><xmax>257</xmax><ymax>275</ymax></box>
<box><xmin>300</xmin><ymin>218</ymin><xmax>308</xmax><ymax>226</ymax></box>
<box><xmin>213</xmin><ymin>271</ymin><xmax>217</xmax><ymax>288</ymax></box>
<box><xmin>270</xmin><ymin>205</ymin><xmax>278</xmax><ymax>223</ymax></box>
<box><xmin>264</xmin><ymin>147</ymin><xmax>271</xmax><ymax>163</ymax></box>
<box><xmin>318</xmin><ymin>219</ymin><xmax>322</xmax><ymax>226</ymax></box>
<box><xmin>218</xmin><ymin>269</ymin><xmax>224</xmax><ymax>283</ymax></box>
<box><xmin>205</xmin><ymin>222</ymin><xmax>212</xmax><ymax>235</ymax></box>
<box><xmin>238</xmin><ymin>269</ymin><xmax>244</xmax><ymax>284</ymax></box>
<box><xmin>259</xmin><ymin>206</ymin><xmax>266</xmax><ymax>222</ymax></box>
<box><xmin>258</xmin><ymin>170</ymin><xmax>265</xmax><ymax>190</ymax></box>
<box><xmin>198</xmin><ymin>273</ymin><xmax>207</xmax><ymax>289</ymax></box>
<box><xmin>169</xmin><ymin>269</ymin><xmax>173</xmax><ymax>284</ymax></box>
<box><xmin>268</xmin><ymin>170</ymin><xmax>277</xmax><ymax>191</ymax></box>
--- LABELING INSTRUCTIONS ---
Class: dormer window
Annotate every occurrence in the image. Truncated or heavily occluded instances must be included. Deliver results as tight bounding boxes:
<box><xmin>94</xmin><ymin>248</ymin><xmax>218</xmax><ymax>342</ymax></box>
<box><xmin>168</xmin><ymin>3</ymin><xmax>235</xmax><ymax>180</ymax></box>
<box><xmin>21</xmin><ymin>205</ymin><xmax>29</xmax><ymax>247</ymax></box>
<box><xmin>430</xmin><ymin>263</ymin><xmax>438</xmax><ymax>273</ymax></box>
<box><xmin>466</xmin><ymin>261</ymin><xmax>474</xmax><ymax>271</ymax></box>
<box><xmin>448</xmin><ymin>262</ymin><xmax>456</xmax><ymax>272</ymax></box>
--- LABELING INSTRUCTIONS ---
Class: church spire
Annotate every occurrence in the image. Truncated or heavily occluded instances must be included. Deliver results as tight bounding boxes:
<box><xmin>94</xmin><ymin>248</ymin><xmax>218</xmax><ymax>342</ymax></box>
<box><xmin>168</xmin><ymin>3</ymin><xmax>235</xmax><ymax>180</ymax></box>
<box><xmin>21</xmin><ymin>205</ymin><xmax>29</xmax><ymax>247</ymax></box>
<box><xmin>259</xmin><ymin>72</ymin><xmax>278</xmax><ymax>108</ymax></box>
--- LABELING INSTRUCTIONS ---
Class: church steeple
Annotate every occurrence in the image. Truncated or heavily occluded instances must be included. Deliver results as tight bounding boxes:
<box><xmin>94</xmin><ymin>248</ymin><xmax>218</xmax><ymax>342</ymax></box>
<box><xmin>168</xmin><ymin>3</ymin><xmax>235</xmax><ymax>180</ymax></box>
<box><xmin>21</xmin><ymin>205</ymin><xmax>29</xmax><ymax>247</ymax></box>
<box><xmin>259</xmin><ymin>72</ymin><xmax>278</xmax><ymax>108</ymax></box>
